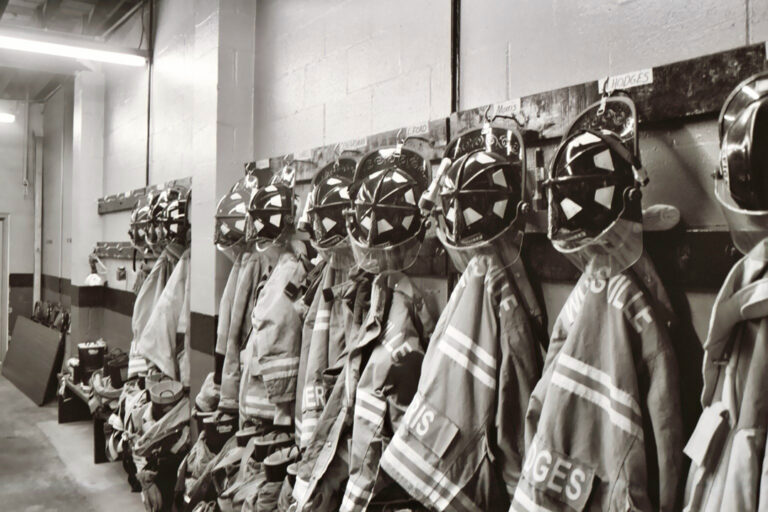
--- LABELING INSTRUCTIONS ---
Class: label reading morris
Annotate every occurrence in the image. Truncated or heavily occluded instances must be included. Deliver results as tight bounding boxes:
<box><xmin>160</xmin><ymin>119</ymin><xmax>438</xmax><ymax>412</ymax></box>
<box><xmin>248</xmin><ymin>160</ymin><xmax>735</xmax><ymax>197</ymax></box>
<box><xmin>494</xmin><ymin>98</ymin><xmax>522</xmax><ymax>117</ymax></box>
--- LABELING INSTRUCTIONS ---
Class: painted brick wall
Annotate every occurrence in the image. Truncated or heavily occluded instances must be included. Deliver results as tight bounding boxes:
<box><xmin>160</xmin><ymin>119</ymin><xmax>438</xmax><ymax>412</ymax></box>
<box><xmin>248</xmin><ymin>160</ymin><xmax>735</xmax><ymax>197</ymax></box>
<box><xmin>253</xmin><ymin>0</ymin><xmax>452</xmax><ymax>158</ymax></box>
<box><xmin>460</xmin><ymin>0</ymin><xmax>760</xmax><ymax>109</ymax></box>
<box><xmin>42</xmin><ymin>83</ymin><xmax>73</xmax><ymax>283</ymax></box>
<box><xmin>0</xmin><ymin>99</ymin><xmax>38</xmax><ymax>275</ymax></box>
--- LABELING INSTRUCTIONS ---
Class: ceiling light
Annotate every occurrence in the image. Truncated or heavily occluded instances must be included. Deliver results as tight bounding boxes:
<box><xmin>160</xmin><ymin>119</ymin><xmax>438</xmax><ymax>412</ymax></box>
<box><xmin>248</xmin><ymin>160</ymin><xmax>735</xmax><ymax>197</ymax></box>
<box><xmin>0</xmin><ymin>113</ymin><xmax>15</xmax><ymax>123</ymax></box>
<box><xmin>0</xmin><ymin>34</ymin><xmax>146</xmax><ymax>67</ymax></box>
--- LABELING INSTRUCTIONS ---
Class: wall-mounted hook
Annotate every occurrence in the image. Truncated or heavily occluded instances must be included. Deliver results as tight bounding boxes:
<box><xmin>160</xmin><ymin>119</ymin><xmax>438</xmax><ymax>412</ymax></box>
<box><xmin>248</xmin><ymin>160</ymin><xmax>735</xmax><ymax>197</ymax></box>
<box><xmin>483</xmin><ymin>104</ymin><xmax>492</xmax><ymax>122</ymax></box>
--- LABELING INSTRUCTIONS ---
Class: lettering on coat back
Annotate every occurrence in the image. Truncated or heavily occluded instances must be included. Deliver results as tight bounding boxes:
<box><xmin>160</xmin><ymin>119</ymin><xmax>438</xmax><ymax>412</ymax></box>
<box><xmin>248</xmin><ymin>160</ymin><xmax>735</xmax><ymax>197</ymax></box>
<box><xmin>521</xmin><ymin>436</ymin><xmax>595</xmax><ymax>510</ymax></box>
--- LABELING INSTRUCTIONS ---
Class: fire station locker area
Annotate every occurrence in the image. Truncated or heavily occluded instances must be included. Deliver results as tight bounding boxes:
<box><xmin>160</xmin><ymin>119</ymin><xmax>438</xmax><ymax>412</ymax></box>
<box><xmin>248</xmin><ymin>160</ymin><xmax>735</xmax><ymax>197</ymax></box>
<box><xmin>3</xmin><ymin>0</ymin><xmax>768</xmax><ymax>511</ymax></box>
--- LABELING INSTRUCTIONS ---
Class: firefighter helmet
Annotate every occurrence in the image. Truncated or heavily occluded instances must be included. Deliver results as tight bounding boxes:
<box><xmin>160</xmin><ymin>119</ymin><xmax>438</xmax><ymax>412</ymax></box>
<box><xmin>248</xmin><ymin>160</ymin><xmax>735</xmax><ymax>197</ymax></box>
<box><xmin>247</xmin><ymin>173</ymin><xmax>296</xmax><ymax>245</ymax></box>
<box><xmin>347</xmin><ymin>146</ymin><xmax>429</xmax><ymax>273</ymax></box>
<box><xmin>716</xmin><ymin>71</ymin><xmax>768</xmax><ymax>254</ymax></box>
<box><xmin>435</xmin><ymin>125</ymin><xmax>528</xmax><ymax>271</ymax></box>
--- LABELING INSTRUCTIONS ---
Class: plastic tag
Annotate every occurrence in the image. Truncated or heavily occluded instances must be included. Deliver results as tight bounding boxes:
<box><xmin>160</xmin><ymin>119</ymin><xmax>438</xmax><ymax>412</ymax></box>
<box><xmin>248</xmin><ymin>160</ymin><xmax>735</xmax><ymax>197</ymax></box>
<box><xmin>599</xmin><ymin>68</ymin><xmax>653</xmax><ymax>94</ymax></box>
<box><xmin>294</xmin><ymin>148</ymin><xmax>313</xmax><ymax>161</ymax></box>
<box><xmin>494</xmin><ymin>98</ymin><xmax>522</xmax><ymax>117</ymax></box>
<box><xmin>684</xmin><ymin>402</ymin><xmax>729</xmax><ymax>467</ymax></box>
<box><xmin>341</xmin><ymin>137</ymin><xmax>367</xmax><ymax>151</ymax></box>
<box><xmin>406</xmin><ymin>121</ymin><xmax>430</xmax><ymax>137</ymax></box>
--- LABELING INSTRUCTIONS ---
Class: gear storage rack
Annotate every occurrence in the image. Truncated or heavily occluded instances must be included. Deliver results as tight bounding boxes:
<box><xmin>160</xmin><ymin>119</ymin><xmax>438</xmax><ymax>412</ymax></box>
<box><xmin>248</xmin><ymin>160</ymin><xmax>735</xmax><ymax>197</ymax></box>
<box><xmin>451</xmin><ymin>42</ymin><xmax>768</xmax><ymax>289</ymax></box>
<box><xmin>261</xmin><ymin>42</ymin><xmax>766</xmax><ymax>289</ymax></box>
<box><xmin>93</xmin><ymin>176</ymin><xmax>192</xmax><ymax>260</ymax></box>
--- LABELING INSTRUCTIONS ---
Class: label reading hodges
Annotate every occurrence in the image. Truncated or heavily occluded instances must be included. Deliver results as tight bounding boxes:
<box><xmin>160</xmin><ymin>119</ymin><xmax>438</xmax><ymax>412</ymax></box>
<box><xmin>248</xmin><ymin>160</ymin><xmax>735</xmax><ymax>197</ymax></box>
<box><xmin>599</xmin><ymin>68</ymin><xmax>653</xmax><ymax>94</ymax></box>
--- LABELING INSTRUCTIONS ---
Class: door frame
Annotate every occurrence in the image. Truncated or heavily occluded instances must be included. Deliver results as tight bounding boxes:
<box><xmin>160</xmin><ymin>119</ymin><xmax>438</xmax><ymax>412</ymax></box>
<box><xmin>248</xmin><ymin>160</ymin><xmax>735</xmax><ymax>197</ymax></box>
<box><xmin>0</xmin><ymin>214</ymin><xmax>8</xmax><ymax>361</ymax></box>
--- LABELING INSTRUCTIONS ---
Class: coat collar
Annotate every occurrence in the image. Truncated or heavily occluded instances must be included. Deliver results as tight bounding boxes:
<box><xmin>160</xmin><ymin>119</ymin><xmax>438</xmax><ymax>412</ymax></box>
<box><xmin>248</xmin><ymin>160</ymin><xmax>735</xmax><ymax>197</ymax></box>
<box><xmin>705</xmin><ymin>238</ymin><xmax>768</xmax><ymax>361</ymax></box>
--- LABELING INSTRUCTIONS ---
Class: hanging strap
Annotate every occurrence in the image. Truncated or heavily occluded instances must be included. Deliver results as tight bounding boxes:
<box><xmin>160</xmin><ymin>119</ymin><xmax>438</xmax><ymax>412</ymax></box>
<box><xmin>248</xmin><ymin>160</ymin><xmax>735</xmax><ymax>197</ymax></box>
<box><xmin>507</xmin><ymin>258</ymin><xmax>548</xmax><ymax>348</ymax></box>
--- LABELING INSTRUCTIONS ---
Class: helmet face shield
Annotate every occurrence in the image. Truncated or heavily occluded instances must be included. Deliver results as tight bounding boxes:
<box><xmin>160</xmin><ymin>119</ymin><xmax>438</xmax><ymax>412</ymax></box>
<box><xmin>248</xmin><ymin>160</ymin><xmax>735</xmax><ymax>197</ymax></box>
<box><xmin>715</xmin><ymin>173</ymin><xmax>768</xmax><ymax>257</ymax></box>
<box><xmin>551</xmin><ymin>215</ymin><xmax>643</xmax><ymax>279</ymax></box>
<box><xmin>437</xmin><ymin>216</ymin><xmax>523</xmax><ymax>273</ymax></box>
<box><xmin>347</xmin><ymin>216</ymin><xmax>423</xmax><ymax>274</ymax></box>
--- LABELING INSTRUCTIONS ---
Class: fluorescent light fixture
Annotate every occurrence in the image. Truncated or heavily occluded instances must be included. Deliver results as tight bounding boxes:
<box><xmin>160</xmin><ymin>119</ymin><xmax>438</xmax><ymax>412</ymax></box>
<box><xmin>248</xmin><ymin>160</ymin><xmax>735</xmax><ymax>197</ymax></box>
<box><xmin>0</xmin><ymin>34</ymin><xmax>146</xmax><ymax>67</ymax></box>
<box><xmin>0</xmin><ymin>113</ymin><xmax>15</xmax><ymax>123</ymax></box>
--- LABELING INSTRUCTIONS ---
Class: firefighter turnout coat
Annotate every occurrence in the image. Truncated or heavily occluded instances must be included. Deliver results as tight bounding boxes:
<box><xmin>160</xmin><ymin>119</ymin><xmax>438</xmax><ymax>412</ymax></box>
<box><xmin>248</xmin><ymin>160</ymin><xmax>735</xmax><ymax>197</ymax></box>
<box><xmin>293</xmin><ymin>272</ymin><xmax>434</xmax><ymax>512</ymax></box>
<box><xmin>128</xmin><ymin>242</ymin><xmax>184</xmax><ymax>377</ymax></box>
<box><xmin>239</xmin><ymin>248</ymin><xmax>308</xmax><ymax>425</ymax></box>
<box><xmin>136</xmin><ymin>248</ymin><xmax>192</xmax><ymax>386</ymax></box>
<box><xmin>380</xmin><ymin>255</ymin><xmax>544</xmax><ymax>511</ymax></box>
<box><xmin>297</xmin><ymin>264</ymin><xmax>369</xmax><ymax>449</ymax></box>
<box><xmin>511</xmin><ymin>254</ymin><xmax>682</xmax><ymax>512</ymax></box>
<box><xmin>684</xmin><ymin>239</ymin><xmax>768</xmax><ymax>512</ymax></box>
<box><xmin>219</xmin><ymin>250</ymin><xmax>268</xmax><ymax>413</ymax></box>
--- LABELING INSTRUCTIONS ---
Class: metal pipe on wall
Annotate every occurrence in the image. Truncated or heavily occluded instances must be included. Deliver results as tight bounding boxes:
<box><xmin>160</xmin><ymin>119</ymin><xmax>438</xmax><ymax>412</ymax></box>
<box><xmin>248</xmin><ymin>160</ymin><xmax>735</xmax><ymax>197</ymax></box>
<box><xmin>22</xmin><ymin>93</ymin><xmax>29</xmax><ymax>197</ymax></box>
<box><xmin>33</xmin><ymin>134</ymin><xmax>42</xmax><ymax>307</ymax></box>
<box><xmin>145</xmin><ymin>0</ymin><xmax>154</xmax><ymax>186</ymax></box>
<box><xmin>450</xmin><ymin>0</ymin><xmax>461</xmax><ymax>113</ymax></box>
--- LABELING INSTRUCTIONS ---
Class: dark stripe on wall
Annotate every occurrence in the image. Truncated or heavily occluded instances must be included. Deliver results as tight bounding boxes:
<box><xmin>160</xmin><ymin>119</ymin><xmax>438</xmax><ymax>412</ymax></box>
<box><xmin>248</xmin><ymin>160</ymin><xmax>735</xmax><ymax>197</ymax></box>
<box><xmin>9</xmin><ymin>273</ymin><xmax>33</xmax><ymax>287</ymax></box>
<box><xmin>190</xmin><ymin>312</ymin><xmax>217</xmax><ymax>355</ymax></box>
<box><xmin>102</xmin><ymin>287</ymin><xmax>136</xmax><ymax>317</ymax></box>
<box><xmin>70</xmin><ymin>285</ymin><xmax>136</xmax><ymax>317</ymax></box>
<box><xmin>42</xmin><ymin>274</ymin><xmax>71</xmax><ymax>296</ymax></box>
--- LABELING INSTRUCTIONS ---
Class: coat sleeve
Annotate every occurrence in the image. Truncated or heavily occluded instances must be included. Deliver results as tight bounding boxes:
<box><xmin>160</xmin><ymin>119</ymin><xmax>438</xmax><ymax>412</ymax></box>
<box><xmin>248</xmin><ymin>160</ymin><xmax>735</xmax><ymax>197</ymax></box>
<box><xmin>215</xmin><ymin>252</ymin><xmax>243</xmax><ymax>356</ymax></box>
<box><xmin>494</xmin><ymin>288</ymin><xmax>544</xmax><ymax>499</ymax></box>
<box><xmin>253</xmin><ymin>255</ymin><xmax>307</xmax><ymax>404</ymax></box>
<box><xmin>643</xmin><ymin>341</ymin><xmax>683</xmax><ymax>512</ymax></box>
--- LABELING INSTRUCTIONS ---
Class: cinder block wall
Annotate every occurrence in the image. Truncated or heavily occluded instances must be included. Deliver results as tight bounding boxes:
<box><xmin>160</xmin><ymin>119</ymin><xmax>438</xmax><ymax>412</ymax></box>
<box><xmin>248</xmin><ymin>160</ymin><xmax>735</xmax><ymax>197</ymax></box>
<box><xmin>41</xmin><ymin>84</ymin><xmax>73</xmax><ymax>307</ymax></box>
<box><xmin>253</xmin><ymin>0</ymin><xmax>452</xmax><ymax>157</ymax></box>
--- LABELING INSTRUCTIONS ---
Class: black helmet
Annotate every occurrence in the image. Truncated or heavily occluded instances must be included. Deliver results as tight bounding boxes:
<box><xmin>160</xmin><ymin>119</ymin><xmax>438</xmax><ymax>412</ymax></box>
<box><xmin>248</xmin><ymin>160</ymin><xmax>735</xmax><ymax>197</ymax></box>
<box><xmin>145</xmin><ymin>189</ymin><xmax>167</xmax><ymax>252</ymax></box>
<box><xmin>347</xmin><ymin>146</ymin><xmax>429</xmax><ymax>272</ymax></box>
<box><xmin>439</xmin><ymin>128</ymin><xmax>525</xmax><ymax>246</ymax></box>
<box><xmin>215</xmin><ymin>175</ymin><xmax>258</xmax><ymax>250</ymax></box>
<box><xmin>129</xmin><ymin>195</ymin><xmax>152</xmax><ymax>252</ymax></box>
<box><xmin>545</xmin><ymin>128</ymin><xmax>641</xmax><ymax>244</ymax></box>
<box><xmin>434</xmin><ymin>125</ymin><xmax>528</xmax><ymax>271</ymax></box>
<box><xmin>156</xmin><ymin>186</ymin><xmax>190</xmax><ymax>244</ymax></box>
<box><xmin>718</xmin><ymin>71</ymin><xmax>768</xmax><ymax>210</ymax></box>
<box><xmin>247</xmin><ymin>177</ymin><xmax>295</xmax><ymax>244</ymax></box>
<box><xmin>305</xmin><ymin>157</ymin><xmax>356</xmax><ymax>250</ymax></box>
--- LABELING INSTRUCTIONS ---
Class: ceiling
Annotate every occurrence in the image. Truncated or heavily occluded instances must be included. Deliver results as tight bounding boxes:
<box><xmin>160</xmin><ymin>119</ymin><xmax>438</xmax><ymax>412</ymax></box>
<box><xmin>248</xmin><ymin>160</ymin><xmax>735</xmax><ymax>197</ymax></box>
<box><xmin>0</xmin><ymin>0</ymin><xmax>144</xmax><ymax>101</ymax></box>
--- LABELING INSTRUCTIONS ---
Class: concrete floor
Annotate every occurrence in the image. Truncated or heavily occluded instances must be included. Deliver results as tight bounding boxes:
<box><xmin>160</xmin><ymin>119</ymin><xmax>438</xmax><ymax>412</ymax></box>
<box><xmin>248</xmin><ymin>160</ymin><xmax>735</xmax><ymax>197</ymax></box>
<box><xmin>0</xmin><ymin>375</ymin><xmax>144</xmax><ymax>512</ymax></box>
